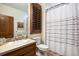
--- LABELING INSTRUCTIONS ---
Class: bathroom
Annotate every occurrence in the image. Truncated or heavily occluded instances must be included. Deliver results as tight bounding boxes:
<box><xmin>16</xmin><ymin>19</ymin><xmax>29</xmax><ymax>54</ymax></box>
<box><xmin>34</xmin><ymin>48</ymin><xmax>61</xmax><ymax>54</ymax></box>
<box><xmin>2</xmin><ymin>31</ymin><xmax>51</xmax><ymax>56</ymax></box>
<box><xmin>0</xmin><ymin>3</ymin><xmax>79</xmax><ymax>56</ymax></box>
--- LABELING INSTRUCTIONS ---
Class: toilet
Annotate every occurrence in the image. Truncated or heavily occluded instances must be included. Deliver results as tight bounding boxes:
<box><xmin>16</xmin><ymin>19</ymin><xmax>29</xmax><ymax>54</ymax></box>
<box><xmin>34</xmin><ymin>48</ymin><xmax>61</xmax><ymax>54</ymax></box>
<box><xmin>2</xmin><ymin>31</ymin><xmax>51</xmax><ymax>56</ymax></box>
<box><xmin>33</xmin><ymin>36</ymin><xmax>48</xmax><ymax>55</ymax></box>
<box><xmin>37</xmin><ymin>44</ymin><xmax>48</xmax><ymax>55</ymax></box>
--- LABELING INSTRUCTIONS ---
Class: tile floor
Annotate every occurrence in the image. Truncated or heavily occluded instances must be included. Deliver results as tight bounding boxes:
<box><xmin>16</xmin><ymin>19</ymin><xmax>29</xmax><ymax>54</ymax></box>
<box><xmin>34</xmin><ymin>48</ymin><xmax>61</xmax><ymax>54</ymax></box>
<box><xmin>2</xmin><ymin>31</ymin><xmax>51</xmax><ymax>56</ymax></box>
<box><xmin>36</xmin><ymin>48</ymin><xmax>62</xmax><ymax>56</ymax></box>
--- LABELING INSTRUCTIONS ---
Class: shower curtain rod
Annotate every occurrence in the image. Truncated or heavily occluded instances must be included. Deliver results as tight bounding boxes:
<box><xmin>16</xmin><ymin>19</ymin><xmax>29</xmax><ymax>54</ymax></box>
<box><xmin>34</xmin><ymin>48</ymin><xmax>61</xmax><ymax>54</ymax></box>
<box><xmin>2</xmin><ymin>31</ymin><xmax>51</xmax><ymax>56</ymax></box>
<box><xmin>46</xmin><ymin>3</ymin><xmax>69</xmax><ymax>12</ymax></box>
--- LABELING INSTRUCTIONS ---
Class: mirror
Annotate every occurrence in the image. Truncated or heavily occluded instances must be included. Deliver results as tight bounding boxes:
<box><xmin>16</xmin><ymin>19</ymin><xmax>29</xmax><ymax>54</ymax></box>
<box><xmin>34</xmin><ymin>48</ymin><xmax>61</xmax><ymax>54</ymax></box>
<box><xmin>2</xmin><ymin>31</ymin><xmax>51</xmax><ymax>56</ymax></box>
<box><xmin>0</xmin><ymin>3</ymin><xmax>28</xmax><ymax>38</ymax></box>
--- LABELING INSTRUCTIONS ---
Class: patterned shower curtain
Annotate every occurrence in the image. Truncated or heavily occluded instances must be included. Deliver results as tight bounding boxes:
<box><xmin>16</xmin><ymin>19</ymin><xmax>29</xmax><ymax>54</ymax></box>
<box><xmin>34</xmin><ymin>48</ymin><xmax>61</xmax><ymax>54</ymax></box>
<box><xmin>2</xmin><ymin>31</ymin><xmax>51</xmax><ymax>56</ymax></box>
<box><xmin>45</xmin><ymin>3</ymin><xmax>79</xmax><ymax>56</ymax></box>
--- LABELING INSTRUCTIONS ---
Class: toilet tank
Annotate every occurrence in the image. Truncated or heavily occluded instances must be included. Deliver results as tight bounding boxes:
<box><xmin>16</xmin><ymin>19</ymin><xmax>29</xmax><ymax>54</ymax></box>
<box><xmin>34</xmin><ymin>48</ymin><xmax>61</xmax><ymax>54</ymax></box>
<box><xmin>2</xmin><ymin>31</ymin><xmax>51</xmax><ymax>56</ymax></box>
<box><xmin>31</xmin><ymin>34</ymin><xmax>41</xmax><ymax>45</ymax></box>
<box><xmin>33</xmin><ymin>37</ymin><xmax>41</xmax><ymax>45</ymax></box>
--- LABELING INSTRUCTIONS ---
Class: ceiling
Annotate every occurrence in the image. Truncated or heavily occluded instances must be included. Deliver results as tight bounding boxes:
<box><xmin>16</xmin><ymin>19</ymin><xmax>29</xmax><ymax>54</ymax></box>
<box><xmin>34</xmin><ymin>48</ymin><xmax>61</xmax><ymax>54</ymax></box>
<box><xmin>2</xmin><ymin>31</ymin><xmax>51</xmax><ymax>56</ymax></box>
<box><xmin>44</xmin><ymin>3</ymin><xmax>59</xmax><ymax>9</ymax></box>
<box><xmin>1</xmin><ymin>3</ymin><xmax>59</xmax><ymax>12</ymax></box>
<box><xmin>40</xmin><ymin>3</ymin><xmax>59</xmax><ymax>10</ymax></box>
<box><xmin>2</xmin><ymin>3</ymin><xmax>28</xmax><ymax>12</ymax></box>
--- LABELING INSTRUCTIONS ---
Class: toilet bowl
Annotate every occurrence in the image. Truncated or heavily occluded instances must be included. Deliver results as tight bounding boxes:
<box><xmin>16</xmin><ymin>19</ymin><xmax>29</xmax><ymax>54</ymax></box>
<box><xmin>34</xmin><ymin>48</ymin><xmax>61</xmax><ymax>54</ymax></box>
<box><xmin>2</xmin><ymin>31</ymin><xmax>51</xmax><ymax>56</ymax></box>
<box><xmin>37</xmin><ymin>44</ymin><xmax>48</xmax><ymax>51</ymax></box>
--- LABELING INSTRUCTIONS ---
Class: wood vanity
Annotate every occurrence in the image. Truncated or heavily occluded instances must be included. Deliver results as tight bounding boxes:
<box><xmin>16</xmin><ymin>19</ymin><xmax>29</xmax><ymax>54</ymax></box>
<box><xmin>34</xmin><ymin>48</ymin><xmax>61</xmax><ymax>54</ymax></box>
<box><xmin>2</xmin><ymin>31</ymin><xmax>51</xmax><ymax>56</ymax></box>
<box><xmin>0</xmin><ymin>39</ymin><xmax>36</xmax><ymax>56</ymax></box>
<box><xmin>3</xmin><ymin>43</ymin><xmax>36</xmax><ymax>56</ymax></box>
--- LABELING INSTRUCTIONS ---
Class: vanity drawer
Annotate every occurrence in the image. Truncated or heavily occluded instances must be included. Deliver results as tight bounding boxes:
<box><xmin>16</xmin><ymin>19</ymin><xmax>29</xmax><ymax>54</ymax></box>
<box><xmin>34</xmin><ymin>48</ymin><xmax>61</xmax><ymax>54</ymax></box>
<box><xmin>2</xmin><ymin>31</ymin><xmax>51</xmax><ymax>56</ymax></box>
<box><xmin>3</xmin><ymin>43</ymin><xmax>36</xmax><ymax>56</ymax></box>
<box><xmin>24</xmin><ymin>50</ymin><xmax>36</xmax><ymax>56</ymax></box>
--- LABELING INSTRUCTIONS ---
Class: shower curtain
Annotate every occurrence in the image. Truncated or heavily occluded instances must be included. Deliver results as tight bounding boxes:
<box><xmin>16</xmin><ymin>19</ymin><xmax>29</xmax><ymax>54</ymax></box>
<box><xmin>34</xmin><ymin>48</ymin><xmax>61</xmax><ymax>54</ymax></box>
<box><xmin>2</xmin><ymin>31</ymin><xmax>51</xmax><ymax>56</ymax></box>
<box><xmin>45</xmin><ymin>3</ymin><xmax>79</xmax><ymax>56</ymax></box>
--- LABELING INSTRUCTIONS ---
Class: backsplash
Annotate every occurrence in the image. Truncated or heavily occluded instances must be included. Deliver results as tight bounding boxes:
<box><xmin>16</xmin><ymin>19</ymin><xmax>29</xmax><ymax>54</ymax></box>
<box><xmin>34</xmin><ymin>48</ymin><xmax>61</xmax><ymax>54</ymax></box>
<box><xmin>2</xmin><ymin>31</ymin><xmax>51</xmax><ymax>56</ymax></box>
<box><xmin>0</xmin><ymin>35</ymin><xmax>27</xmax><ymax>46</ymax></box>
<box><xmin>0</xmin><ymin>38</ymin><xmax>7</xmax><ymax>45</ymax></box>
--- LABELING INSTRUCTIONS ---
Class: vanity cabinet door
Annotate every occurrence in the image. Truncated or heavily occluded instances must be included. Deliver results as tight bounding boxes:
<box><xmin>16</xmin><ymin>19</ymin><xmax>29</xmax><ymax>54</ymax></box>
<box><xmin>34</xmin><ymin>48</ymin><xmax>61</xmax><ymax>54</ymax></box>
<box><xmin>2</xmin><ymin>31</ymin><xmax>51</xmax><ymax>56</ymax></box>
<box><xmin>23</xmin><ymin>43</ymin><xmax>36</xmax><ymax>56</ymax></box>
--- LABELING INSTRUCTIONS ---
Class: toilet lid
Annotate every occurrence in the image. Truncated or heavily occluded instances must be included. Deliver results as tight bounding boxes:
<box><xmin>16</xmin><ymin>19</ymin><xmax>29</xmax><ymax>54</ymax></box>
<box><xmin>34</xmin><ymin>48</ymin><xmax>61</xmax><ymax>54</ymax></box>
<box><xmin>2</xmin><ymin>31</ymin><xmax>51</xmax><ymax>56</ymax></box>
<box><xmin>37</xmin><ymin>44</ymin><xmax>48</xmax><ymax>49</ymax></box>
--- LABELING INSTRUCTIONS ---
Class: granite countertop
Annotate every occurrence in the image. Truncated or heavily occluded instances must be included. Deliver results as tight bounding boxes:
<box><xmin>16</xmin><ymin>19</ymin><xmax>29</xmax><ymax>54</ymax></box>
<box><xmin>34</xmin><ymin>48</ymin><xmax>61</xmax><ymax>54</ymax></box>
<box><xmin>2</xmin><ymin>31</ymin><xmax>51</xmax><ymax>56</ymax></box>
<box><xmin>0</xmin><ymin>39</ymin><xmax>36</xmax><ymax>56</ymax></box>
